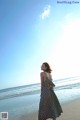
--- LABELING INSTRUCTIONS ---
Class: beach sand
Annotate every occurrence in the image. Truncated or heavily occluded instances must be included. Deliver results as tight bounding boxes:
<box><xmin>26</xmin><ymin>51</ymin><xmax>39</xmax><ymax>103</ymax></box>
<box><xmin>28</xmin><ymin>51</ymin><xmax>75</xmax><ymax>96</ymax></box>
<box><xmin>19</xmin><ymin>99</ymin><xmax>80</xmax><ymax>120</ymax></box>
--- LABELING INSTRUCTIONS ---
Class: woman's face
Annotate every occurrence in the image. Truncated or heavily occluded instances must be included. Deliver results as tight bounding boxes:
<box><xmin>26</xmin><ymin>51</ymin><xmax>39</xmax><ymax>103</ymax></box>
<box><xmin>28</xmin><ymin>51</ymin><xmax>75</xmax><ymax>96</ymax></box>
<box><xmin>41</xmin><ymin>64</ymin><xmax>47</xmax><ymax>71</ymax></box>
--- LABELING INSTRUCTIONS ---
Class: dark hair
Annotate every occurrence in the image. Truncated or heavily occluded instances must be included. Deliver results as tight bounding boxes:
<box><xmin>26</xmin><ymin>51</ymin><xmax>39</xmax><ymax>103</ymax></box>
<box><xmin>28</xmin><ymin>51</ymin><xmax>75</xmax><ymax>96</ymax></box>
<box><xmin>43</xmin><ymin>62</ymin><xmax>52</xmax><ymax>73</ymax></box>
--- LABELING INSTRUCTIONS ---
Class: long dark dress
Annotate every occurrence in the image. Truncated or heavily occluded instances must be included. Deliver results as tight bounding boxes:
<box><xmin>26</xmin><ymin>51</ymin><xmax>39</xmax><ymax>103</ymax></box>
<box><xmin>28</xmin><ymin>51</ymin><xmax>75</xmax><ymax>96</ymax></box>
<box><xmin>38</xmin><ymin>79</ymin><xmax>63</xmax><ymax>120</ymax></box>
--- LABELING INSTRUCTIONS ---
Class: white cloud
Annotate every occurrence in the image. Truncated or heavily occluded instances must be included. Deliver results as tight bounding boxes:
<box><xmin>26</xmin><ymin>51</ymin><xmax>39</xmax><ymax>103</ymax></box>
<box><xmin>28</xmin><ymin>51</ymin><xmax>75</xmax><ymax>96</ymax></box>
<box><xmin>65</xmin><ymin>13</ymin><xmax>73</xmax><ymax>19</ymax></box>
<box><xmin>64</xmin><ymin>13</ymin><xmax>75</xmax><ymax>24</ymax></box>
<box><xmin>40</xmin><ymin>5</ymin><xmax>51</xmax><ymax>20</ymax></box>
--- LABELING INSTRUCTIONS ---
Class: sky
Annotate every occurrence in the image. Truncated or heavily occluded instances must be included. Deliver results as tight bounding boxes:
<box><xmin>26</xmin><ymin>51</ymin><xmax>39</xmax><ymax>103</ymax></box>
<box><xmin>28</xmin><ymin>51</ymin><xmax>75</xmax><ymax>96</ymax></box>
<box><xmin>0</xmin><ymin>0</ymin><xmax>80</xmax><ymax>89</ymax></box>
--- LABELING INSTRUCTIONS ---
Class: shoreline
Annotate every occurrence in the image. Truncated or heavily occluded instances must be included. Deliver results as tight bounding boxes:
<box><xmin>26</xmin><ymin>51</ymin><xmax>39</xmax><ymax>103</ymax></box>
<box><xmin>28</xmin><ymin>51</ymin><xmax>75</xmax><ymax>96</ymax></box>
<box><xmin>19</xmin><ymin>98</ymin><xmax>80</xmax><ymax>120</ymax></box>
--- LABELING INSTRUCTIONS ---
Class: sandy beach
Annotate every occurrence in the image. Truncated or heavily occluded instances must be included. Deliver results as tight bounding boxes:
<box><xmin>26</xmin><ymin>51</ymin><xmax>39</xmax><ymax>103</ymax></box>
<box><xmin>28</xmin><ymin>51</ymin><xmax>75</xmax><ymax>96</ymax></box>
<box><xmin>19</xmin><ymin>99</ymin><xmax>80</xmax><ymax>120</ymax></box>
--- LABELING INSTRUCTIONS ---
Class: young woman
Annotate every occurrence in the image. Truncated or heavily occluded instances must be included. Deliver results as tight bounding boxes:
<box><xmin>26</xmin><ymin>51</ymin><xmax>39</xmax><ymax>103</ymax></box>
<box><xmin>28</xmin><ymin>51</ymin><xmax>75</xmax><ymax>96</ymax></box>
<box><xmin>38</xmin><ymin>62</ymin><xmax>63</xmax><ymax>120</ymax></box>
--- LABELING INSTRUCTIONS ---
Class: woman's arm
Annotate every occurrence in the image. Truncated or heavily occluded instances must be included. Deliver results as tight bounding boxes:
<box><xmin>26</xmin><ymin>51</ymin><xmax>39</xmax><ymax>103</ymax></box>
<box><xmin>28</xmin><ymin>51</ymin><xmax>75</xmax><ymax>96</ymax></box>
<box><xmin>40</xmin><ymin>72</ymin><xmax>44</xmax><ymax>93</ymax></box>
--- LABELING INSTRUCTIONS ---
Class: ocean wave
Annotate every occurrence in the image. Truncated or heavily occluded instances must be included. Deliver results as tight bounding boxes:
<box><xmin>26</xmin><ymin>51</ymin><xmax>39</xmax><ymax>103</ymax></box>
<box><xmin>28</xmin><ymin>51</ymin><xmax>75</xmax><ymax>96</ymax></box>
<box><xmin>0</xmin><ymin>76</ymin><xmax>80</xmax><ymax>100</ymax></box>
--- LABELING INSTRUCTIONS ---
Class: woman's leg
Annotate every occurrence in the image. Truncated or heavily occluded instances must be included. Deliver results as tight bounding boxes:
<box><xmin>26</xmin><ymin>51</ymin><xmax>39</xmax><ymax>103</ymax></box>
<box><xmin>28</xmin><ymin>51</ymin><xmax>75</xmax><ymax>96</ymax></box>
<box><xmin>46</xmin><ymin>118</ymin><xmax>56</xmax><ymax>120</ymax></box>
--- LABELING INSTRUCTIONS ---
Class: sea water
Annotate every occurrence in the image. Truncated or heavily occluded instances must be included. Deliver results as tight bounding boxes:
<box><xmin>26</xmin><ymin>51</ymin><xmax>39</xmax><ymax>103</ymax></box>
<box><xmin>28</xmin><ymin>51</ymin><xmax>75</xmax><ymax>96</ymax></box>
<box><xmin>0</xmin><ymin>76</ymin><xmax>80</xmax><ymax>120</ymax></box>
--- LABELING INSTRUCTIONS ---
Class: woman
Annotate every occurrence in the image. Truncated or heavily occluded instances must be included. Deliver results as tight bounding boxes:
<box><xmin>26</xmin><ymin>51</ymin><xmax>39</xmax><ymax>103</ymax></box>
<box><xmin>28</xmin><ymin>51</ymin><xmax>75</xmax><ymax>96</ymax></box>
<box><xmin>38</xmin><ymin>62</ymin><xmax>63</xmax><ymax>120</ymax></box>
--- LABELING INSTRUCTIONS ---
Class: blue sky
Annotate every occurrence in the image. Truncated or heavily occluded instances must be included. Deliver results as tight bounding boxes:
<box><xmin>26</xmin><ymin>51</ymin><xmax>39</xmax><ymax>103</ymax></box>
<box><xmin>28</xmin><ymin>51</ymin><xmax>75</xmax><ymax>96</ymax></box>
<box><xmin>0</xmin><ymin>0</ymin><xmax>80</xmax><ymax>89</ymax></box>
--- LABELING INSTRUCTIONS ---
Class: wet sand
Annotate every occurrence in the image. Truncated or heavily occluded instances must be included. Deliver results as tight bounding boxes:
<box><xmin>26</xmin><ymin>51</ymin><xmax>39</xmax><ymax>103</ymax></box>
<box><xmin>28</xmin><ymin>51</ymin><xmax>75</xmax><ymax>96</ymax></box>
<box><xmin>19</xmin><ymin>99</ymin><xmax>80</xmax><ymax>120</ymax></box>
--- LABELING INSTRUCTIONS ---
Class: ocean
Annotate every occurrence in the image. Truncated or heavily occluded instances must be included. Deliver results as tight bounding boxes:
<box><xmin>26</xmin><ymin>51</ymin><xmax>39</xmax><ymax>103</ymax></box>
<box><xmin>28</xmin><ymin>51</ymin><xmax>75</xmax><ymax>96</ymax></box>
<box><xmin>0</xmin><ymin>76</ymin><xmax>80</xmax><ymax>120</ymax></box>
